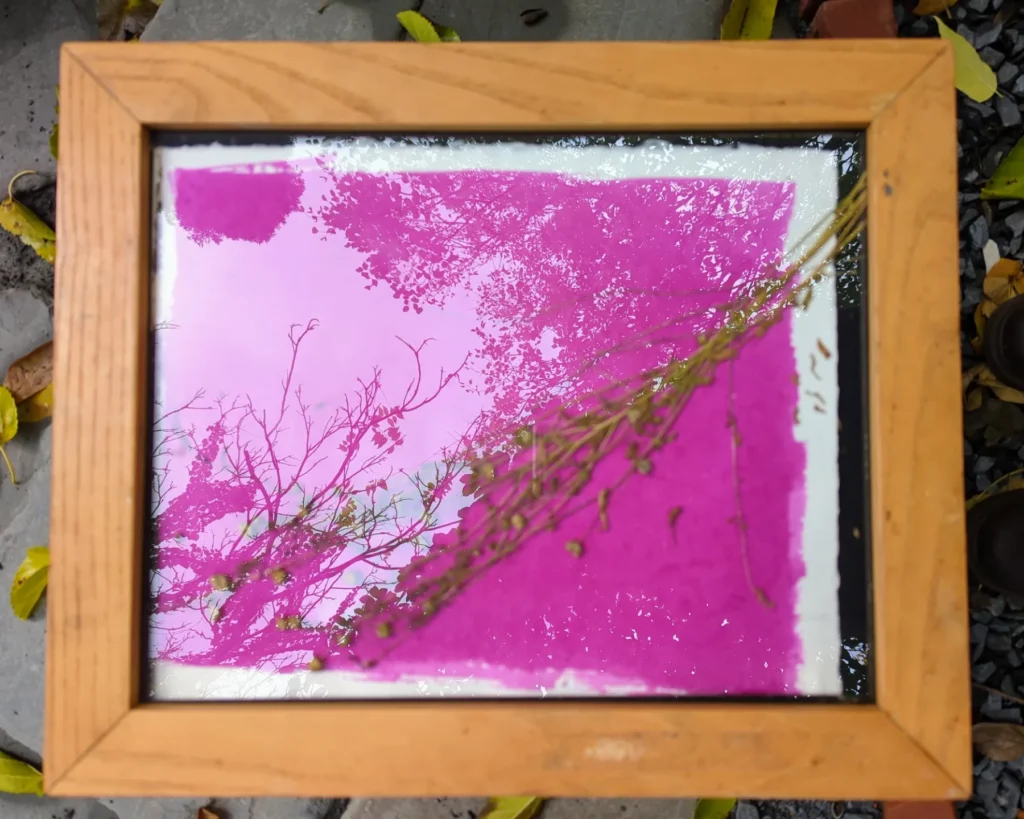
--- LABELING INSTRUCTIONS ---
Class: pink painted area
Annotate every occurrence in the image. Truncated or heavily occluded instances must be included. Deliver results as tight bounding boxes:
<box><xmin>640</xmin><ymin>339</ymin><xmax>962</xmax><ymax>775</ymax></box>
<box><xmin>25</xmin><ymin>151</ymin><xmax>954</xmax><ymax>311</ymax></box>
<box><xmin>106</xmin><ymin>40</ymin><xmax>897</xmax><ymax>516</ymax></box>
<box><xmin>151</xmin><ymin>152</ymin><xmax>804</xmax><ymax>696</ymax></box>
<box><xmin>173</xmin><ymin>163</ymin><xmax>305</xmax><ymax>245</ymax></box>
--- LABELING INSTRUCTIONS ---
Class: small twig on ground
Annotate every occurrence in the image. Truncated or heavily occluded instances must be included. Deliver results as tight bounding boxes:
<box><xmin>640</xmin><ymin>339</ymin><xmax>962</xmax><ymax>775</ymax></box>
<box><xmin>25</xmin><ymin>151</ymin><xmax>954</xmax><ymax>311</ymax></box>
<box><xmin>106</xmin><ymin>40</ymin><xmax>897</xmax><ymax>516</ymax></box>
<box><xmin>974</xmin><ymin>681</ymin><xmax>1024</xmax><ymax>707</ymax></box>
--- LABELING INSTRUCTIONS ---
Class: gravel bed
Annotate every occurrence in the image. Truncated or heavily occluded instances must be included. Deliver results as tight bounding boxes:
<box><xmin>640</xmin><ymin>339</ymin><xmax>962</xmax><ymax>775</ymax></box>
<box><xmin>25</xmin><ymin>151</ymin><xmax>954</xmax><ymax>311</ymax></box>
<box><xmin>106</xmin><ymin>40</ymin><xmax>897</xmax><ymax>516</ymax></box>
<box><xmin>898</xmin><ymin>0</ymin><xmax>1024</xmax><ymax>816</ymax></box>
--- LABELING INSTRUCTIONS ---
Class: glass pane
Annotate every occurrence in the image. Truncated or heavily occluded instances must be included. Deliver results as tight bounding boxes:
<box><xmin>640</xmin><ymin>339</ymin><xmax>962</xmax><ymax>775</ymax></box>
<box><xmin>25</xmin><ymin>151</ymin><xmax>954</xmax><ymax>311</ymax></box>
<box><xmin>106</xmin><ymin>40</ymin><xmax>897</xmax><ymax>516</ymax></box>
<box><xmin>146</xmin><ymin>133</ymin><xmax>869</xmax><ymax>701</ymax></box>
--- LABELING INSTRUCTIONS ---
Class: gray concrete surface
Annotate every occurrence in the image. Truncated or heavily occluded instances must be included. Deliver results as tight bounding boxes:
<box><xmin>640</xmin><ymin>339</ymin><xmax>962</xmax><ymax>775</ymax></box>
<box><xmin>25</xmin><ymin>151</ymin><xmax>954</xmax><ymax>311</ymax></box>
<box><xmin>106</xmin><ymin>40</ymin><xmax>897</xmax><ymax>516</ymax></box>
<box><xmin>415</xmin><ymin>0</ymin><xmax>719</xmax><ymax>41</ymax></box>
<box><xmin>0</xmin><ymin>0</ymin><xmax>723</xmax><ymax>815</ymax></box>
<box><xmin>140</xmin><ymin>0</ymin><xmax>409</xmax><ymax>42</ymax></box>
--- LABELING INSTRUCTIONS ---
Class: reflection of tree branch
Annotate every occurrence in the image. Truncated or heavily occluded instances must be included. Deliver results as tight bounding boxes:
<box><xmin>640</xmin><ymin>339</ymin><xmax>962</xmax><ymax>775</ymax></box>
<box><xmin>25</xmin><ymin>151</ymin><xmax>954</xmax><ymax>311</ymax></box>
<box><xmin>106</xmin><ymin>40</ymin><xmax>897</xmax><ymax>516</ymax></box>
<box><xmin>150</xmin><ymin>319</ymin><xmax>476</xmax><ymax>669</ymax></box>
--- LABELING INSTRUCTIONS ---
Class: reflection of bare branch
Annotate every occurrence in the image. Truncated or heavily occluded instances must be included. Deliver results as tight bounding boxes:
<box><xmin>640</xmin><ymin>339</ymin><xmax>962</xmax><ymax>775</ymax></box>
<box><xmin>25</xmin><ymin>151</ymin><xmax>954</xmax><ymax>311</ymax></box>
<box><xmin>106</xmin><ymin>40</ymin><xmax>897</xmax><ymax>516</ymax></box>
<box><xmin>149</xmin><ymin>320</ymin><xmax>475</xmax><ymax>669</ymax></box>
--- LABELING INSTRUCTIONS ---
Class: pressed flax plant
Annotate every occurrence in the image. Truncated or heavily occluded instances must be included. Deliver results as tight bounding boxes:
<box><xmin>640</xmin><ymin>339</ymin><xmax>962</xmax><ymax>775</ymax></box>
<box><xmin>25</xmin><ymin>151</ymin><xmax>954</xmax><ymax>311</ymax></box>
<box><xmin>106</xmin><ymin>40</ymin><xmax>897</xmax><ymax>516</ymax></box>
<box><xmin>341</xmin><ymin>174</ymin><xmax>868</xmax><ymax>669</ymax></box>
<box><xmin>152</xmin><ymin>175</ymin><xmax>867</xmax><ymax>674</ymax></box>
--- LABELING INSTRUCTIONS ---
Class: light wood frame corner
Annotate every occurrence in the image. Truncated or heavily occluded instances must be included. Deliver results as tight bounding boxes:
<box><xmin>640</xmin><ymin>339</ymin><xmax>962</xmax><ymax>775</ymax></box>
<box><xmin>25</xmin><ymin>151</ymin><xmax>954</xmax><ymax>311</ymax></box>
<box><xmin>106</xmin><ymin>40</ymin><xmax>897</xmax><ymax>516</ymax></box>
<box><xmin>47</xmin><ymin>40</ymin><xmax>969</xmax><ymax>799</ymax></box>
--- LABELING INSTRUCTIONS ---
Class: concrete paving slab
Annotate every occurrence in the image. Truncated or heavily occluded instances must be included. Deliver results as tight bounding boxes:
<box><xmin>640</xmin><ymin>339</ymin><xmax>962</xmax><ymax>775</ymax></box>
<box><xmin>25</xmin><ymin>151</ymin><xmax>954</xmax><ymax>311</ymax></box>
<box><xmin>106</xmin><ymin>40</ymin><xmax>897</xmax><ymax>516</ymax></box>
<box><xmin>99</xmin><ymin>798</ymin><xmax>215</xmax><ymax>819</ymax></box>
<box><xmin>210</xmin><ymin>798</ymin><xmax>345</xmax><ymax>819</ymax></box>
<box><xmin>340</xmin><ymin>798</ymin><xmax>697</xmax><ymax>818</ymax></box>
<box><xmin>0</xmin><ymin>793</ymin><xmax>119</xmax><ymax>819</ymax></box>
<box><xmin>541</xmin><ymin>799</ymin><xmax>697</xmax><ymax>818</ymax></box>
<box><xmin>141</xmin><ymin>0</ymin><xmax>409</xmax><ymax>42</ymax></box>
<box><xmin>0</xmin><ymin>289</ymin><xmax>52</xmax><ymax>755</ymax></box>
<box><xmin>0</xmin><ymin>0</ymin><xmax>95</xmax><ymax>185</ymax></box>
<box><xmin>99</xmin><ymin>798</ymin><xmax>343</xmax><ymax>819</ymax></box>
<box><xmin>341</xmin><ymin>798</ymin><xmax>484</xmax><ymax>819</ymax></box>
<box><xmin>416</xmin><ymin>0</ymin><xmax>722</xmax><ymax>41</ymax></box>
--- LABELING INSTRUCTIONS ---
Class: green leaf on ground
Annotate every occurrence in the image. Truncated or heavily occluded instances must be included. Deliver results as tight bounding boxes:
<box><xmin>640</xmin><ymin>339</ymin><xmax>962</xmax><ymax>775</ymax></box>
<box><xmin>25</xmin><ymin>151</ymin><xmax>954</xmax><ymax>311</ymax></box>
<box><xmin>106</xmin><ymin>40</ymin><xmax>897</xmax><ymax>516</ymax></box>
<box><xmin>480</xmin><ymin>797</ymin><xmax>544</xmax><ymax>819</ymax></box>
<box><xmin>695</xmin><ymin>799</ymin><xmax>738</xmax><ymax>819</ymax></box>
<box><xmin>935</xmin><ymin>17</ymin><xmax>998</xmax><ymax>102</ymax></box>
<box><xmin>434</xmin><ymin>23</ymin><xmax>461</xmax><ymax>41</ymax></box>
<box><xmin>720</xmin><ymin>0</ymin><xmax>778</xmax><ymax>39</ymax></box>
<box><xmin>983</xmin><ymin>136</ymin><xmax>1024</xmax><ymax>199</ymax></box>
<box><xmin>397</xmin><ymin>10</ymin><xmax>443</xmax><ymax>41</ymax></box>
<box><xmin>10</xmin><ymin>546</ymin><xmax>50</xmax><ymax>621</ymax></box>
<box><xmin>0</xmin><ymin>751</ymin><xmax>43</xmax><ymax>796</ymax></box>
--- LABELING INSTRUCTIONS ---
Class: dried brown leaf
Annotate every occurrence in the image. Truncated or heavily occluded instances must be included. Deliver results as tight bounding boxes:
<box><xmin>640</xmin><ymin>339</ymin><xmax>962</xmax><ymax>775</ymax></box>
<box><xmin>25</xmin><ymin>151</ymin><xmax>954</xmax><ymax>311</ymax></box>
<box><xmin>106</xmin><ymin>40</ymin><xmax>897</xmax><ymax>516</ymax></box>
<box><xmin>974</xmin><ymin>722</ymin><xmax>1024</xmax><ymax>761</ymax></box>
<box><xmin>3</xmin><ymin>341</ymin><xmax>52</xmax><ymax>404</ymax></box>
<box><xmin>913</xmin><ymin>0</ymin><xmax>956</xmax><ymax>13</ymax></box>
<box><xmin>984</xmin><ymin>258</ymin><xmax>1024</xmax><ymax>303</ymax></box>
<box><xmin>978</xmin><ymin>365</ymin><xmax>1024</xmax><ymax>403</ymax></box>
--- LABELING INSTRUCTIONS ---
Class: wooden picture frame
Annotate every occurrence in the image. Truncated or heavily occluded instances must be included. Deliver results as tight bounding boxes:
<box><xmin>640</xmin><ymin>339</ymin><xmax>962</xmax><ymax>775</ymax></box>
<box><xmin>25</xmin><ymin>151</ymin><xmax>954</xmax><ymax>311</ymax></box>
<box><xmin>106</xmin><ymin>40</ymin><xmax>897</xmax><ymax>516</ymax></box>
<box><xmin>47</xmin><ymin>40</ymin><xmax>968</xmax><ymax>799</ymax></box>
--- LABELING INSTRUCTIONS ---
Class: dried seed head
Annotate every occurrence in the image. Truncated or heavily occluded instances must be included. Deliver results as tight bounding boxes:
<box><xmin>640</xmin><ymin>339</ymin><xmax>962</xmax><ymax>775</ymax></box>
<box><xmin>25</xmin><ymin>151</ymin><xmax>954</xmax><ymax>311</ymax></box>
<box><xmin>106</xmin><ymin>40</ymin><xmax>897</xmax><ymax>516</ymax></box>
<box><xmin>565</xmin><ymin>540</ymin><xmax>583</xmax><ymax>558</ymax></box>
<box><xmin>635</xmin><ymin>458</ymin><xmax>652</xmax><ymax>475</ymax></box>
<box><xmin>307</xmin><ymin>656</ymin><xmax>324</xmax><ymax>672</ymax></box>
<box><xmin>376</xmin><ymin>621</ymin><xmax>392</xmax><ymax>638</ymax></box>
<box><xmin>514</xmin><ymin>427</ymin><xmax>534</xmax><ymax>447</ymax></box>
<box><xmin>270</xmin><ymin>568</ymin><xmax>289</xmax><ymax>585</ymax></box>
<box><xmin>510</xmin><ymin>512</ymin><xmax>527</xmax><ymax>531</ymax></box>
<box><xmin>275</xmin><ymin>614</ymin><xmax>301</xmax><ymax>631</ymax></box>
<box><xmin>209</xmin><ymin>574</ymin><xmax>232</xmax><ymax>591</ymax></box>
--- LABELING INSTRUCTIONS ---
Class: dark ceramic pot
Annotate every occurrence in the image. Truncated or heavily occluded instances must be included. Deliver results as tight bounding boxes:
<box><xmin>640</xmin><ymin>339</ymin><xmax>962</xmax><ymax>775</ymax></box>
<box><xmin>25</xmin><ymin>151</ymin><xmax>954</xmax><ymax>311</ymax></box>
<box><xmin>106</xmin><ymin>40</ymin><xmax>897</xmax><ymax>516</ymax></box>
<box><xmin>968</xmin><ymin>489</ymin><xmax>1024</xmax><ymax>596</ymax></box>
<box><xmin>983</xmin><ymin>294</ymin><xmax>1024</xmax><ymax>392</ymax></box>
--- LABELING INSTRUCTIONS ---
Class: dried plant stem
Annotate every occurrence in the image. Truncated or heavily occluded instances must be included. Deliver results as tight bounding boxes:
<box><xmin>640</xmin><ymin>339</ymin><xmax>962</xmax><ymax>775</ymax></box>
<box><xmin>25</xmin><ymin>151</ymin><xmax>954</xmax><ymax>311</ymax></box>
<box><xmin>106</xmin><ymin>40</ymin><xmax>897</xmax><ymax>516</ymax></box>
<box><xmin>974</xmin><ymin>682</ymin><xmax>1024</xmax><ymax>707</ymax></box>
<box><xmin>726</xmin><ymin>361</ymin><xmax>771</xmax><ymax>607</ymax></box>
<box><xmin>350</xmin><ymin>174</ymin><xmax>868</xmax><ymax>661</ymax></box>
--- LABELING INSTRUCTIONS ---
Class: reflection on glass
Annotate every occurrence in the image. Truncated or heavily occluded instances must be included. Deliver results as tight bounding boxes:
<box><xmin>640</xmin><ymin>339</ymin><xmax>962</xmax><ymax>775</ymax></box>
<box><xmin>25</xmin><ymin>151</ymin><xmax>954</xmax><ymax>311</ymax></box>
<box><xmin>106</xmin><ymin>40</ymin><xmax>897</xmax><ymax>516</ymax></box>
<box><xmin>147</xmin><ymin>134</ymin><xmax>867</xmax><ymax>701</ymax></box>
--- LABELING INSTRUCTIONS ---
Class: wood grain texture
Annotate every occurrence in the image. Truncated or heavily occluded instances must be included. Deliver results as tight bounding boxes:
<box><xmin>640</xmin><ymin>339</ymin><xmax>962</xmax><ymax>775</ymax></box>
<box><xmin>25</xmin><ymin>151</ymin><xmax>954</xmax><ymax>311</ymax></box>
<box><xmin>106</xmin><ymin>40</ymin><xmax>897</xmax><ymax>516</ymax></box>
<box><xmin>867</xmin><ymin>48</ymin><xmax>971</xmax><ymax>792</ymax></box>
<box><xmin>47</xmin><ymin>41</ymin><xmax>968</xmax><ymax>798</ymax></box>
<box><xmin>45</xmin><ymin>49</ymin><xmax>149</xmax><ymax>789</ymax></box>
<box><xmin>65</xmin><ymin>40</ymin><xmax>944</xmax><ymax>129</ymax></box>
<box><xmin>53</xmin><ymin>704</ymin><xmax>954</xmax><ymax>798</ymax></box>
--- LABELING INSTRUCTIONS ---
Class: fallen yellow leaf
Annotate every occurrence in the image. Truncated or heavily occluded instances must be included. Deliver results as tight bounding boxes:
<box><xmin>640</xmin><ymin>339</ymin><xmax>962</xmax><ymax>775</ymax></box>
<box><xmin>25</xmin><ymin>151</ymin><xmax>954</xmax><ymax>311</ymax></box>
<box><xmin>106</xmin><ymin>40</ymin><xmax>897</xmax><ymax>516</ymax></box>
<box><xmin>10</xmin><ymin>546</ymin><xmax>49</xmax><ymax>621</ymax></box>
<box><xmin>966</xmin><ymin>387</ymin><xmax>984</xmax><ymax>411</ymax></box>
<box><xmin>974</xmin><ymin>303</ymin><xmax>987</xmax><ymax>350</ymax></box>
<box><xmin>480</xmin><ymin>797</ymin><xmax>544</xmax><ymax>819</ymax></box>
<box><xmin>0</xmin><ymin>386</ymin><xmax>17</xmax><ymax>484</ymax></box>
<box><xmin>197</xmin><ymin>808</ymin><xmax>221</xmax><ymax>819</ymax></box>
<box><xmin>964</xmin><ymin>362</ymin><xmax>987</xmax><ymax>391</ymax></box>
<box><xmin>936</xmin><ymin>17</ymin><xmax>998</xmax><ymax>102</ymax></box>
<box><xmin>720</xmin><ymin>0</ymin><xmax>778</xmax><ymax>39</ymax></box>
<box><xmin>0</xmin><ymin>172</ymin><xmax>55</xmax><ymax>264</ymax></box>
<box><xmin>984</xmin><ymin>257</ymin><xmax>1024</xmax><ymax>303</ymax></box>
<box><xmin>979</xmin><ymin>365</ymin><xmax>1024</xmax><ymax>403</ymax></box>
<box><xmin>19</xmin><ymin>383</ymin><xmax>53</xmax><ymax>424</ymax></box>
<box><xmin>0</xmin><ymin>751</ymin><xmax>43</xmax><ymax>795</ymax></box>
